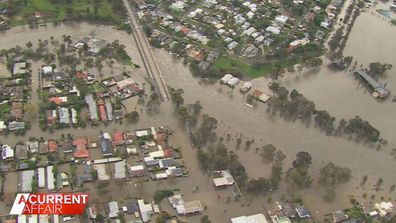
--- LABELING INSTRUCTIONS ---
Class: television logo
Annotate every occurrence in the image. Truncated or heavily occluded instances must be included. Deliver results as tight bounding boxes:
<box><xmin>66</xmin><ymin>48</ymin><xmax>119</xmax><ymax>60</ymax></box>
<box><xmin>10</xmin><ymin>193</ymin><xmax>89</xmax><ymax>215</ymax></box>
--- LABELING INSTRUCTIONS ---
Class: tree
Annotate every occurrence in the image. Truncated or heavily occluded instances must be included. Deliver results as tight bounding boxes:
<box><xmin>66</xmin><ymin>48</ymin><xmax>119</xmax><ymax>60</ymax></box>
<box><xmin>368</xmin><ymin>62</ymin><xmax>392</xmax><ymax>78</ymax></box>
<box><xmin>201</xmin><ymin>215</ymin><xmax>211</xmax><ymax>223</ymax></box>
<box><xmin>319</xmin><ymin>162</ymin><xmax>351</xmax><ymax>186</ymax></box>
<box><xmin>169</xmin><ymin>88</ymin><xmax>184</xmax><ymax>107</ymax></box>
<box><xmin>126</xmin><ymin>111</ymin><xmax>139</xmax><ymax>123</ymax></box>
<box><xmin>192</xmin><ymin>100</ymin><xmax>203</xmax><ymax>116</ymax></box>
<box><xmin>261</xmin><ymin>144</ymin><xmax>277</xmax><ymax>161</ymax></box>
<box><xmin>24</xmin><ymin>103</ymin><xmax>37</xmax><ymax>118</ymax></box>
<box><xmin>293</xmin><ymin>151</ymin><xmax>312</xmax><ymax>168</ymax></box>
<box><xmin>246</xmin><ymin>177</ymin><xmax>272</xmax><ymax>193</ymax></box>
<box><xmin>286</xmin><ymin>166</ymin><xmax>312</xmax><ymax>188</ymax></box>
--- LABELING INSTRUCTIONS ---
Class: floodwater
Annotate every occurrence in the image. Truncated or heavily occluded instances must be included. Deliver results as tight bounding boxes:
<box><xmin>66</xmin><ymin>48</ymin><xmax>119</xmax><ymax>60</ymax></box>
<box><xmin>0</xmin><ymin>11</ymin><xmax>395</xmax><ymax>221</ymax></box>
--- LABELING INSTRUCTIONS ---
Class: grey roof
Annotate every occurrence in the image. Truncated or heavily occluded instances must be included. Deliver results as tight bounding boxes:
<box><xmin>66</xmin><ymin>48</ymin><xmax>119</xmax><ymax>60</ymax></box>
<box><xmin>104</xmin><ymin>98</ymin><xmax>113</xmax><ymax>121</ymax></box>
<box><xmin>295</xmin><ymin>206</ymin><xmax>311</xmax><ymax>218</ymax></box>
<box><xmin>100</xmin><ymin>136</ymin><xmax>113</xmax><ymax>156</ymax></box>
<box><xmin>8</xmin><ymin>121</ymin><xmax>25</xmax><ymax>131</ymax></box>
<box><xmin>85</xmin><ymin>94</ymin><xmax>99</xmax><ymax>120</ymax></box>
<box><xmin>354</xmin><ymin>70</ymin><xmax>390</xmax><ymax>97</ymax></box>
<box><xmin>114</xmin><ymin>160</ymin><xmax>126</xmax><ymax>179</ymax></box>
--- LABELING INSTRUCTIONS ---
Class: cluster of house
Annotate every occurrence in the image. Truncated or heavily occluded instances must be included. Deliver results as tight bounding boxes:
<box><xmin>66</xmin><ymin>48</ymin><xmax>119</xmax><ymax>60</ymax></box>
<box><xmin>137</xmin><ymin>0</ymin><xmax>334</xmax><ymax>61</ymax></box>
<box><xmin>0</xmin><ymin>61</ymin><xmax>30</xmax><ymax>132</ymax></box>
<box><xmin>229</xmin><ymin>200</ymin><xmax>395</xmax><ymax>223</ymax></box>
<box><xmin>1</xmin><ymin>126</ymin><xmax>187</xmax><ymax>189</ymax></box>
<box><xmin>101</xmin><ymin>74</ymin><xmax>144</xmax><ymax>100</ymax></box>
<box><xmin>219</xmin><ymin>74</ymin><xmax>272</xmax><ymax>103</ymax></box>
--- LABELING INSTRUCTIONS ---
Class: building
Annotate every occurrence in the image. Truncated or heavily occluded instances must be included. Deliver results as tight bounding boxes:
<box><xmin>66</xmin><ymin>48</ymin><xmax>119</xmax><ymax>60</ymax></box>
<box><xmin>226</xmin><ymin>77</ymin><xmax>240</xmax><ymax>87</ymax></box>
<box><xmin>13</xmin><ymin>62</ymin><xmax>27</xmax><ymax>75</ymax></box>
<box><xmin>16</xmin><ymin>144</ymin><xmax>27</xmax><ymax>160</ymax></box>
<box><xmin>374</xmin><ymin>201</ymin><xmax>394</xmax><ymax>217</ymax></box>
<box><xmin>0</xmin><ymin>121</ymin><xmax>6</xmax><ymax>132</ymax></box>
<box><xmin>108</xmin><ymin>201</ymin><xmax>120</xmax><ymax>218</ymax></box>
<box><xmin>213</xmin><ymin>170</ymin><xmax>235</xmax><ymax>187</ymax></box>
<box><xmin>138</xmin><ymin>199</ymin><xmax>154</xmax><ymax>222</ymax></box>
<box><xmin>8</xmin><ymin>121</ymin><xmax>25</xmax><ymax>131</ymax></box>
<box><xmin>42</xmin><ymin>65</ymin><xmax>53</xmax><ymax>75</ymax></box>
<box><xmin>221</xmin><ymin>74</ymin><xmax>234</xmax><ymax>84</ymax></box>
<box><xmin>100</xmin><ymin>133</ymin><xmax>113</xmax><ymax>156</ymax></box>
<box><xmin>21</xmin><ymin>170</ymin><xmax>35</xmax><ymax>192</ymax></box>
<box><xmin>2</xmin><ymin>144</ymin><xmax>14</xmax><ymax>160</ymax></box>
<box><xmin>231</xmin><ymin>213</ymin><xmax>268</xmax><ymax>223</ymax></box>
<box><xmin>252</xmin><ymin>90</ymin><xmax>271</xmax><ymax>102</ymax></box>
<box><xmin>295</xmin><ymin>205</ymin><xmax>311</xmax><ymax>218</ymax></box>
<box><xmin>98</xmin><ymin>100</ymin><xmax>107</xmax><ymax>121</ymax></box>
<box><xmin>266</xmin><ymin>26</ymin><xmax>281</xmax><ymax>35</ymax></box>
<box><xmin>104</xmin><ymin>98</ymin><xmax>113</xmax><ymax>121</ymax></box>
<box><xmin>38</xmin><ymin>167</ymin><xmax>46</xmax><ymax>188</ymax></box>
<box><xmin>27</xmin><ymin>141</ymin><xmax>39</xmax><ymax>153</ymax></box>
<box><xmin>114</xmin><ymin>160</ymin><xmax>127</xmax><ymax>179</ymax></box>
<box><xmin>130</xmin><ymin>165</ymin><xmax>146</xmax><ymax>177</ymax></box>
<box><xmin>333</xmin><ymin>211</ymin><xmax>349</xmax><ymax>223</ymax></box>
<box><xmin>58</xmin><ymin>107</ymin><xmax>70</xmax><ymax>124</ymax></box>
<box><xmin>354</xmin><ymin>70</ymin><xmax>390</xmax><ymax>98</ymax></box>
<box><xmin>240</xmin><ymin>82</ymin><xmax>253</xmax><ymax>93</ymax></box>
<box><xmin>96</xmin><ymin>164</ymin><xmax>110</xmax><ymax>181</ymax></box>
<box><xmin>47</xmin><ymin>166</ymin><xmax>55</xmax><ymax>191</ymax></box>
<box><xmin>39</xmin><ymin>142</ymin><xmax>49</xmax><ymax>154</ymax></box>
<box><xmin>85</xmin><ymin>94</ymin><xmax>99</xmax><ymax>120</ymax></box>
<box><xmin>168</xmin><ymin>194</ymin><xmax>203</xmax><ymax>215</ymax></box>
<box><xmin>112</xmin><ymin>131</ymin><xmax>124</xmax><ymax>146</ymax></box>
<box><xmin>18</xmin><ymin>214</ymin><xmax>27</xmax><ymax>223</ymax></box>
<box><xmin>47</xmin><ymin>140</ymin><xmax>58</xmax><ymax>153</ymax></box>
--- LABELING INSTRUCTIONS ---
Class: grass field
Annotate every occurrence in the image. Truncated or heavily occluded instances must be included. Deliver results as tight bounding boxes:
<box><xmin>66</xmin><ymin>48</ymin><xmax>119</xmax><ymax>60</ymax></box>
<box><xmin>213</xmin><ymin>56</ymin><xmax>297</xmax><ymax>78</ymax></box>
<box><xmin>7</xmin><ymin>0</ymin><xmax>125</xmax><ymax>26</ymax></box>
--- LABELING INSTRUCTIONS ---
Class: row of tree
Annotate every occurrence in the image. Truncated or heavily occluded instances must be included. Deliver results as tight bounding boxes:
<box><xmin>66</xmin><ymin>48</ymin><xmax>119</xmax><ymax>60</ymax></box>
<box><xmin>269</xmin><ymin>83</ymin><xmax>381</xmax><ymax>142</ymax></box>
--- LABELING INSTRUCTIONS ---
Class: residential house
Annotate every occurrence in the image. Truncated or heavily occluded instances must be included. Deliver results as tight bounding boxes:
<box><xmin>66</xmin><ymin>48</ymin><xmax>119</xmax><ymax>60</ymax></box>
<box><xmin>231</xmin><ymin>213</ymin><xmax>268</xmax><ymax>223</ymax></box>
<box><xmin>100</xmin><ymin>133</ymin><xmax>113</xmax><ymax>156</ymax></box>
<box><xmin>1</xmin><ymin>144</ymin><xmax>14</xmax><ymax>160</ymax></box>
<box><xmin>58</xmin><ymin>107</ymin><xmax>70</xmax><ymax>124</ymax></box>
<box><xmin>85</xmin><ymin>94</ymin><xmax>99</xmax><ymax>121</ymax></box>
<box><xmin>108</xmin><ymin>201</ymin><xmax>120</xmax><ymax>218</ymax></box>
<box><xmin>21</xmin><ymin>170</ymin><xmax>35</xmax><ymax>192</ymax></box>
<box><xmin>295</xmin><ymin>205</ymin><xmax>311</xmax><ymax>218</ymax></box>
<box><xmin>15</xmin><ymin>144</ymin><xmax>27</xmax><ymax>160</ymax></box>
<box><xmin>114</xmin><ymin>160</ymin><xmax>127</xmax><ymax>180</ymax></box>
<box><xmin>13</xmin><ymin>62</ymin><xmax>27</xmax><ymax>75</ymax></box>
<box><xmin>8</xmin><ymin>121</ymin><xmax>25</xmax><ymax>131</ymax></box>
<box><xmin>168</xmin><ymin>194</ymin><xmax>203</xmax><ymax>215</ymax></box>
<box><xmin>213</xmin><ymin>170</ymin><xmax>235</xmax><ymax>187</ymax></box>
<box><xmin>138</xmin><ymin>199</ymin><xmax>154</xmax><ymax>222</ymax></box>
<box><xmin>48</xmin><ymin>140</ymin><xmax>58</xmax><ymax>153</ymax></box>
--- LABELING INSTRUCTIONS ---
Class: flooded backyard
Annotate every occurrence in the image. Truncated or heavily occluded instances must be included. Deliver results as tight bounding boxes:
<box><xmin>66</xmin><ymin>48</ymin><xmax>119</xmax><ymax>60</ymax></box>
<box><xmin>0</xmin><ymin>8</ymin><xmax>396</xmax><ymax>220</ymax></box>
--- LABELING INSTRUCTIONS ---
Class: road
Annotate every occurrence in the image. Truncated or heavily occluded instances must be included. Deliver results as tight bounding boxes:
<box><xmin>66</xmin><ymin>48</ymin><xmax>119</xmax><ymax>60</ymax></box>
<box><xmin>122</xmin><ymin>0</ymin><xmax>170</xmax><ymax>101</ymax></box>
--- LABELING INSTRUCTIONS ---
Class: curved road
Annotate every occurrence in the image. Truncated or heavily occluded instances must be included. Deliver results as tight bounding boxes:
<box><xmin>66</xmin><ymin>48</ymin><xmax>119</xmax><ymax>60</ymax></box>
<box><xmin>122</xmin><ymin>0</ymin><xmax>170</xmax><ymax>101</ymax></box>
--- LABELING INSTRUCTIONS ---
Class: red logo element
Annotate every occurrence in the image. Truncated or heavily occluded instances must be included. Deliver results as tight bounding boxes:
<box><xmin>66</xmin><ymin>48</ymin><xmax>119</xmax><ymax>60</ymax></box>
<box><xmin>11</xmin><ymin>193</ymin><xmax>89</xmax><ymax>215</ymax></box>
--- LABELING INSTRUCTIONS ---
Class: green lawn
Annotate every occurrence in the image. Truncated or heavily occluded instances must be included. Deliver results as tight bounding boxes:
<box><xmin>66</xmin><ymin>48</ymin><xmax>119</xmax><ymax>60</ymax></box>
<box><xmin>213</xmin><ymin>56</ymin><xmax>297</xmax><ymax>78</ymax></box>
<box><xmin>9</xmin><ymin>0</ymin><xmax>124</xmax><ymax>25</ymax></box>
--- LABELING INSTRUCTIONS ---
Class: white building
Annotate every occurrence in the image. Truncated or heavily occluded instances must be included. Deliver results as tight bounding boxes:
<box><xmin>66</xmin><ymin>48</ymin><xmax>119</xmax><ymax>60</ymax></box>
<box><xmin>231</xmin><ymin>213</ymin><xmax>269</xmax><ymax>223</ymax></box>
<box><xmin>21</xmin><ymin>170</ymin><xmax>35</xmax><ymax>192</ymax></box>
<box><xmin>138</xmin><ymin>199</ymin><xmax>154</xmax><ymax>222</ymax></box>
<box><xmin>2</xmin><ymin>144</ymin><xmax>14</xmax><ymax>160</ymax></box>
<box><xmin>47</xmin><ymin>166</ymin><xmax>55</xmax><ymax>191</ymax></box>
<box><xmin>38</xmin><ymin>167</ymin><xmax>46</xmax><ymax>188</ymax></box>
<box><xmin>108</xmin><ymin>201</ymin><xmax>120</xmax><ymax>218</ymax></box>
<box><xmin>266</xmin><ymin>26</ymin><xmax>281</xmax><ymax>35</ymax></box>
<box><xmin>375</xmin><ymin>202</ymin><xmax>394</xmax><ymax>217</ymax></box>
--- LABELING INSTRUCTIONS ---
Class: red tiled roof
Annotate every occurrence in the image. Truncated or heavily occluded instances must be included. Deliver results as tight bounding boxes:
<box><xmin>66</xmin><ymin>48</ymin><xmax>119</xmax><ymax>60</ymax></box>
<box><xmin>76</xmin><ymin>71</ymin><xmax>88</xmax><ymax>79</ymax></box>
<box><xmin>252</xmin><ymin>89</ymin><xmax>263</xmax><ymax>98</ymax></box>
<box><xmin>49</xmin><ymin>97</ymin><xmax>64</xmax><ymax>105</ymax></box>
<box><xmin>73</xmin><ymin>137</ymin><xmax>87</xmax><ymax>147</ymax></box>
<box><xmin>73</xmin><ymin>146</ymin><xmax>89</xmax><ymax>158</ymax></box>
<box><xmin>164</xmin><ymin>149</ymin><xmax>174</xmax><ymax>158</ymax></box>
<box><xmin>99</xmin><ymin>104</ymin><xmax>107</xmax><ymax>121</ymax></box>
<box><xmin>113</xmin><ymin>132</ymin><xmax>124</xmax><ymax>145</ymax></box>
<box><xmin>48</xmin><ymin>140</ymin><xmax>58</xmax><ymax>152</ymax></box>
<box><xmin>47</xmin><ymin>117</ymin><xmax>55</xmax><ymax>125</ymax></box>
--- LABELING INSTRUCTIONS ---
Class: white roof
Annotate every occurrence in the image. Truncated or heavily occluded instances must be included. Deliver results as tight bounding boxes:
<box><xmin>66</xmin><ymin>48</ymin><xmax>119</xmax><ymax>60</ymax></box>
<box><xmin>39</xmin><ymin>215</ymin><xmax>49</xmax><ymax>223</ymax></box>
<box><xmin>42</xmin><ymin>66</ymin><xmax>53</xmax><ymax>74</ymax></box>
<box><xmin>130</xmin><ymin>165</ymin><xmax>145</xmax><ymax>171</ymax></box>
<box><xmin>38</xmin><ymin>167</ymin><xmax>46</xmax><ymax>188</ymax></box>
<box><xmin>138</xmin><ymin>199</ymin><xmax>153</xmax><ymax>222</ymax></box>
<box><xmin>28</xmin><ymin>215</ymin><xmax>37</xmax><ymax>223</ymax></box>
<box><xmin>0</xmin><ymin>121</ymin><xmax>6</xmax><ymax>130</ymax></box>
<box><xmin>266</xmin><ymin>26</ymin><xmax>280</xmax><ymax>35</ymax></box>
<box><xmin>231</xmin><ymin>214</ymin><xmax>268</xmax><ymax>223</ymax></box>
<box><xmin>18</xmin><ymin>215</ymin><xmax>27</xmax><ymax>223</ymax></box>
<box><xmin>136</xmin><ymin>130</ymin><xmax>149</xmax><ymax>137</ymax></box>
<box><xmin>221</xmin><ymin>74</ymin><xmax>234</xmax><ymax>83</ymax></box>
<box><xmin>149</xmin><ymin>150</ymin><xmax>164</xmax><ymax>158</ymax></box>
<box><xmin>108</xmin><ymin>201</ymin><xmax>119</xmax><ymax>218</ymax></box>
<box><xmin>46</xmin><ymin>166</ymin><xmax>55</xmax><ymax>190</ymax></box>
<box><xmin>259</xmin><ymin>93</ymin><xmax>271</xmax><ymax>103</ymax></box>
<box><xmin>21</xmin><ymin>170</ymin><xmax>35</xmax><ymax>192</ymax></box>
<box><xmin>155</xmin><ymin>172</ymin><xmax>168</xmax><ymax>179</ymax></box>
<box><xmin>227</xmin><ymin>77</ymin><xmax>240</xmax><ymax>86</ymax></box>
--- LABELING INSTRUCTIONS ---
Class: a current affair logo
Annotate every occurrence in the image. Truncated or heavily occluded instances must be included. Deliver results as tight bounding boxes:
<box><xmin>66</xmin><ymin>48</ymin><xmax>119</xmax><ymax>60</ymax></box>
<box><xmin>10</xmin><ymin>193</ymin><xmax>89</xmax><ymax>215</ymax></box>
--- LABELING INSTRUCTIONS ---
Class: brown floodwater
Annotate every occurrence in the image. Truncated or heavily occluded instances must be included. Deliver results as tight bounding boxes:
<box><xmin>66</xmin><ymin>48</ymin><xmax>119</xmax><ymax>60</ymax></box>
<box><xmin>0</xmin><ymin>14</ymin><xmax>395</xmax><ymax>221</ymax></box>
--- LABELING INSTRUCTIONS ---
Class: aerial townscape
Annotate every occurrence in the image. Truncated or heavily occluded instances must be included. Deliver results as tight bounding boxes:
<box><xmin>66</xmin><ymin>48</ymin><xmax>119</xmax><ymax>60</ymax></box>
<box><xmin>0</xmin><ymin>0</ymin><xmax>395</xmax><ymax>222</ymax></box>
